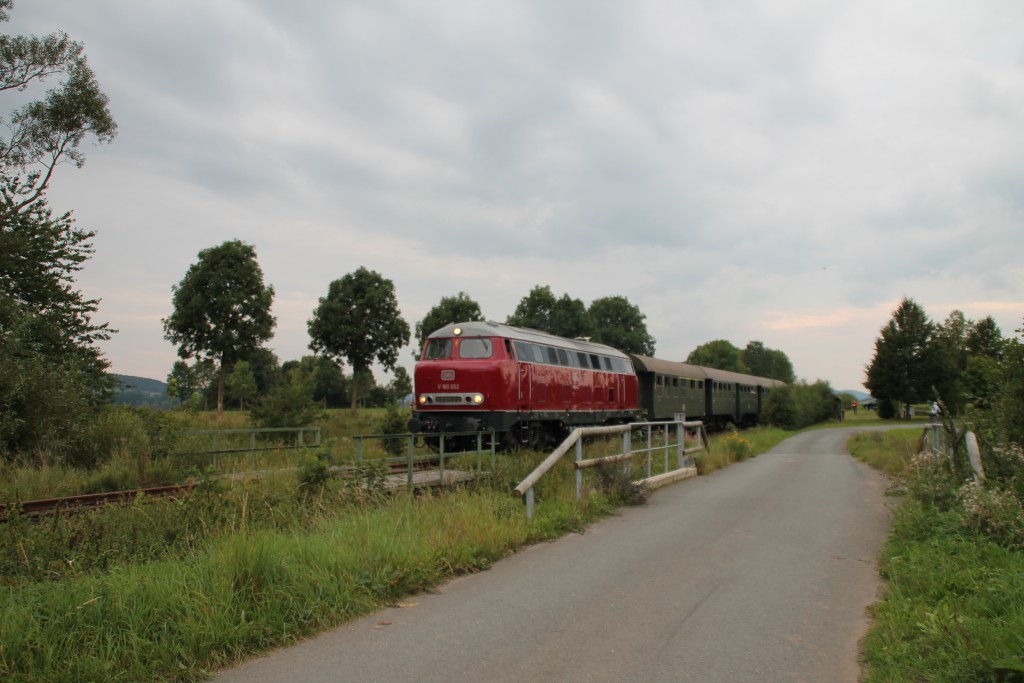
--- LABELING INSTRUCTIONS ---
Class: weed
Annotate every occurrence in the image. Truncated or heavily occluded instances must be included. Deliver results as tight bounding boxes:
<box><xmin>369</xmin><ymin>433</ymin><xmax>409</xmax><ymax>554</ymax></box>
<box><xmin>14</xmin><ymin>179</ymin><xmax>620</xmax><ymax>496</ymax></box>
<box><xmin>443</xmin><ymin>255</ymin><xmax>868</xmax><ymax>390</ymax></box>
<box><xmin>592</xmin><ymin>459</ymin><xmax>649</xmax><ymax>507</ymax></box>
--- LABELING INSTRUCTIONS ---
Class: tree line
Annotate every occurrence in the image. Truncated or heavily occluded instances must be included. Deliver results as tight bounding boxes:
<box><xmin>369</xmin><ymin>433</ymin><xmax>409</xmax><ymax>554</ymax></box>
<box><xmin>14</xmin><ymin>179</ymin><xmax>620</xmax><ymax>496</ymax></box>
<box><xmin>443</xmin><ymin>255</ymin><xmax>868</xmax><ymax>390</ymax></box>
<box><xmin>159</xmin><ymin>243</ymin><xmax>801</xmax><ymax>423</ymax></box>
<box><xmin>158</xmin><ymin>247</ymin><xmax>660</xmax><ymax>422</ymax></box>
<box><xmin>865</xmin><ymin>297</ymin><xmax>1023</xmax><ymax>440</ymax></box>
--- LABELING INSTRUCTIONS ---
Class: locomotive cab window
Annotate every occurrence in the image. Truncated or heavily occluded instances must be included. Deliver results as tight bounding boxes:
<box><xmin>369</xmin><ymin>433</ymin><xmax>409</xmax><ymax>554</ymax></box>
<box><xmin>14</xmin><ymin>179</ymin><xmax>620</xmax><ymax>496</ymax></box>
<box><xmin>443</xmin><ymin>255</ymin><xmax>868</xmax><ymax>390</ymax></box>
<box><xmin>423</xmin><ymin>339</ymin><xmax>452</xmax><ymax>360</ymax></box>
<box><xmin>458</xmin><ymin>338</ymin><xmax>493</xmax><ymax>359</ymax></box>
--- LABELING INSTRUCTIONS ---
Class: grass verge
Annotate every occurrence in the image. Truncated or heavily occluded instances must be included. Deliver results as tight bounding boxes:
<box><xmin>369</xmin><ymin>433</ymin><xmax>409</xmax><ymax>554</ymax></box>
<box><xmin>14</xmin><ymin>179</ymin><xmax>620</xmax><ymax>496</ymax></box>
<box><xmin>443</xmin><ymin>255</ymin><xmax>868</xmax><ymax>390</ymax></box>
<box><xmin>848</xmin><ymin>429</ymin><xmax>1024</xmax><ymax>681</ymax></box>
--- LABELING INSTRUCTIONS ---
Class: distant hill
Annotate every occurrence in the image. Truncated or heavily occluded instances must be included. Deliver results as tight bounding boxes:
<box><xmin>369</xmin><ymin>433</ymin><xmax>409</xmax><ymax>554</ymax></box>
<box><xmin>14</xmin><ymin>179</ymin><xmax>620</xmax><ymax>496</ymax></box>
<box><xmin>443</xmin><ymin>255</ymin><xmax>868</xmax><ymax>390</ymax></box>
<box><xmin>111</xmin><ymin>374</ymin><xmax>175</xmax><ymax>408</ymax></box>
<box><xmin>837</xmin><ymin>389</ymin><xmax>871</xmax><ymax>402</ymax></box>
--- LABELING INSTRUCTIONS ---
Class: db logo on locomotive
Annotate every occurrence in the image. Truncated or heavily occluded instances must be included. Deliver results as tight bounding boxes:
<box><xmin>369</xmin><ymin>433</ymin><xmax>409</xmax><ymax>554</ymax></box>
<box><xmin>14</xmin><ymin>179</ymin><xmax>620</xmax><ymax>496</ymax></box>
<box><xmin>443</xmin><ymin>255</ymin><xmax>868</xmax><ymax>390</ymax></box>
<box><xmin>440</xmin><ymin>370</ymin><xmax>455</xmax><ymax>381</ymax></box>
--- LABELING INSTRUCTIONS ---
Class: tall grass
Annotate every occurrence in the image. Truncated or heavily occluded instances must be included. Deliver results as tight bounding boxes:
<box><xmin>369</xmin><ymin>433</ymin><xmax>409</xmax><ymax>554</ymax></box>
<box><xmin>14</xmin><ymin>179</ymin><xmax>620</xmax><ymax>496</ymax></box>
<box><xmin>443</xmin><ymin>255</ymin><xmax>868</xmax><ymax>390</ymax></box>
<box><xmin>850</xmin><ymin>428</ymin><xmax>1024</xmax><ymax>680</ymax></box>
<box><xmin>0</xmin><ymin>487</ymin><xmax>542</xmax><ymax>682</ymax></box>
<box><xmin>847</xmin><ymin>428</ymin><xmax>921</xmax><ymax>475</ymax></box>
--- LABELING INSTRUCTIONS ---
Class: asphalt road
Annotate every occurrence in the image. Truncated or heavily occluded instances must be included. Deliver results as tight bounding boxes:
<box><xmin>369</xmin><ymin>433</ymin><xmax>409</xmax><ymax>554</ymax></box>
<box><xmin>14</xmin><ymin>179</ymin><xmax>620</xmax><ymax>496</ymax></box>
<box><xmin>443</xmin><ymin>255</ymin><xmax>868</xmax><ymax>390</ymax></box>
<box><xmin>214</xmin><ymin>427</ymin><xmax>894</xmax><ymax>683</ymax></box>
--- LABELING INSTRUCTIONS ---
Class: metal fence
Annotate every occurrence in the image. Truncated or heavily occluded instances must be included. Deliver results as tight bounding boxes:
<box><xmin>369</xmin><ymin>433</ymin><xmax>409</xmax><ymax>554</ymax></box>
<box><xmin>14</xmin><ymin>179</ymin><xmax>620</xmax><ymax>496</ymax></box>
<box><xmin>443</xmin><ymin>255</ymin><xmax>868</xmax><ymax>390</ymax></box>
<box><xmin>173</xmin><ymin>427</ymin><xmax>322</xmax><ymax>468</ymax></box>
<box><xmin>351</xmin><ymin>431</ymin><xmax>497</xmax><ymax>490</ymax></box>
<box><xmin>515</xmin><ymin>418</ymin><xmax>708</xmax><ymax>519</ymax></box>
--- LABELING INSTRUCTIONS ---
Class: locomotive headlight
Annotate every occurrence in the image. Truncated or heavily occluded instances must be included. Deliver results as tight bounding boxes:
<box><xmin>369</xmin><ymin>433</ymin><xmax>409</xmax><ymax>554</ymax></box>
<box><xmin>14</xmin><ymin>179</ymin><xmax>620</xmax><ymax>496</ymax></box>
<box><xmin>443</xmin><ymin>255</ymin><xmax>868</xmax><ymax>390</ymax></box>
<box><xmin>471</xmin><ymin>393</ymin><xmax>484</xmax><ymax>405</ymax></box>
<box><xmin>418</xmin><ymin>395</ymin><xmax>428</xmax><ymax>405</ymax></box>
<box><xmin>453</xmin><ymin>326</ymin><xmax>462</xmax><ymax>336</ymax></box>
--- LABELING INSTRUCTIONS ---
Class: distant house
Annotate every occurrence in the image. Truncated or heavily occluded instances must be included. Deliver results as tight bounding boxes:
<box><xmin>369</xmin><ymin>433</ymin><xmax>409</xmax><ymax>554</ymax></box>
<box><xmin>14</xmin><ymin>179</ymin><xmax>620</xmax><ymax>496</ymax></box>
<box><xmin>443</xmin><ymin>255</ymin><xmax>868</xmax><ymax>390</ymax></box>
<box><xmin>860</xmin><ymin>397</ymin><xmax>879</xmax><ymax>411</ymax></box>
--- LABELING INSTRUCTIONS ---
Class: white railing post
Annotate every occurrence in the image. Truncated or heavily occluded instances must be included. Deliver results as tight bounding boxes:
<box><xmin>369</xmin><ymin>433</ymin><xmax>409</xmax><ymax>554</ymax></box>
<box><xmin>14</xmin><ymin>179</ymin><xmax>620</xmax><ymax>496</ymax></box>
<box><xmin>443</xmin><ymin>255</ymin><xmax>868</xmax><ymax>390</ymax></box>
<box><xmin>647</xmin><ymin>425</ymin><xmax>653</xmax><ymax>478</ymax></box>
<box><xmin>965</xmin><ymin>432</ymin><xmax>985</xmax><ymax>482</ymax></box>
<box><xmin>576</xmin><ymin>438</ymin><xmax>583</xmax><ymax>500</ymax></box>
<box><xmin>623</xmin><ymin>428</ymin><xmax>632</xmax><ymax>476</ymax></box>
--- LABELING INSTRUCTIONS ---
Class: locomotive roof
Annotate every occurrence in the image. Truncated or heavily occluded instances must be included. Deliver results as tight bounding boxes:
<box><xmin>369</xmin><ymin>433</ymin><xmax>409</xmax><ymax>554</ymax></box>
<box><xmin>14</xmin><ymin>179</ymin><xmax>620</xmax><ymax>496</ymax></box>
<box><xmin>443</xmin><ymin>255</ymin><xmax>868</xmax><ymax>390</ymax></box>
<box><xmin>629</xmin><ymin>354</ymin><xmax>783</xmax><ymax>388</ymax></box>
<box><xmin>427</xmin><ymin>321</ymin><xmax>630</xmax><ymax>359</ymax></box>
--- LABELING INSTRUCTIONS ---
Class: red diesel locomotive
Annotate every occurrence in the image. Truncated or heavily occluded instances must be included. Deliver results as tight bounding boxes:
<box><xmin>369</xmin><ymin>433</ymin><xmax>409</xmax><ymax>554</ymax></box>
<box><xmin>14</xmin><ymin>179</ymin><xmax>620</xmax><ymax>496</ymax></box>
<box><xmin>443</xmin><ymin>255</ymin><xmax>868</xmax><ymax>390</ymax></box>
<box><xmin>408</xmin><ymin>321</ymin><xmax>639</xmax><ymax>449</ymax></box>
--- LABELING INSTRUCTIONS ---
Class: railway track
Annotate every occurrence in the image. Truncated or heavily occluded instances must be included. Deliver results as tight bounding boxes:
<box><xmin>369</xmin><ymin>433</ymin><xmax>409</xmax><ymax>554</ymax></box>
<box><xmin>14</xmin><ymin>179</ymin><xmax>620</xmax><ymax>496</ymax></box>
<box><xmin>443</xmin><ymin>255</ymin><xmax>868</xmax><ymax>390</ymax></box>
<box><xmin>3</xmin><ymin>459</ymin><xmax>466</xmax><ymax>519</ymax></box>
<box><xmin>0</xmin><ymin>483</ymin><xmax>200</xmax><ymax>518</ymax></box>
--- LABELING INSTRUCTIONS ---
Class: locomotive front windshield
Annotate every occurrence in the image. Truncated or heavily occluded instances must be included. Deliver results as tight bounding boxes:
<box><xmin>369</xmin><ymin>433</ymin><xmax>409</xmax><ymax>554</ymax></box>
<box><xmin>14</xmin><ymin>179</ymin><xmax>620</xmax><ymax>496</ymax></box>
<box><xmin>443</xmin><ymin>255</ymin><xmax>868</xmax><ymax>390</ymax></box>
<box><xmin>422</xmin><ymin>337</ymin><xmax>494</xmax><ymax>360</ymax></box>
<box><xmin>423</xmin><ymin>339</ymin><xmax>452</xmax><ymax>360</ymax></box>
<box><xmin>458</xmin><ymin>338</ymin><xmax>492</xmax><ymax>358</ymax></box>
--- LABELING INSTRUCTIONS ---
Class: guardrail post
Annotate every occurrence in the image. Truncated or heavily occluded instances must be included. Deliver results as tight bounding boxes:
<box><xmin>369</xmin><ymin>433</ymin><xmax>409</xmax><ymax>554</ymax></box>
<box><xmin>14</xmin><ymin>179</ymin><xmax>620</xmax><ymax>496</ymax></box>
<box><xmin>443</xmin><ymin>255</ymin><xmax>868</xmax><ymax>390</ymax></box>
<box><xmin>355</xmin><ymin>437</ymin><xmax>363</xmax><ymax>464</ymax></box>
<box><xmin>965</xmin><ymin>432</ymin><xmax>984</xmax><ymax>482</ymax></box>
<box><xmin>406</xmin><ymin>436</ymin><xmax>414</xmax><ymax>490</ymax></box>
<box><xmin>623</xmin><ymin>429</ymin><xmax>632</xmax><ymax>476</ymax></box>
<box><xmin>249</xmin><ymin>431</ymin><xmax>256</xmax><ymax>470</ymax></box>
<box><xmin>315</xmin><ymin>428</ymin><xmax>321</xmax><ymax>447</ymax></box>
<box><xmin>298</xmin><ymin>429</ymin><xmax>305</xmax><ymax>448</ymax></box>
<box><xmin>490</xmin><ymin>431</ymin><xmax>497</xmax><ymax>472</ymax></box>
<box><xmin>525</xmin><ymin>487</ymin><xmax>534</xmax><ymax>520</ymax></box>
<box><xmin>676</xmin><ymin>421</ymin><xmax>683</xmax><ymax>468</ymax></box>
<box><xmin>662</xmin><ymin>424</ymin><xmax>669</xmax><ymax>474</ymax></box>
<box><xmin>439</xmin><ymin>436</ymin><xmax>446</xmax><ymax>483</ymax></box>
<box><xmin>646</xmin><ymin>425</ymin><xmax>653</xmax><ymax>478</ymax></box>
<box><xmin>576</xmin><ymin>438</ymin><xmax>583</xmax><ymax>500</ymax></box>
<box><xmin>676</xmin><ymin>413</ymin><xmax>685</xmax><ymax>468</ymax></box>
<box><xmin>477</xmin><ymin>432</ymin><xmax>484</xmax><ymax>474</ymax></box>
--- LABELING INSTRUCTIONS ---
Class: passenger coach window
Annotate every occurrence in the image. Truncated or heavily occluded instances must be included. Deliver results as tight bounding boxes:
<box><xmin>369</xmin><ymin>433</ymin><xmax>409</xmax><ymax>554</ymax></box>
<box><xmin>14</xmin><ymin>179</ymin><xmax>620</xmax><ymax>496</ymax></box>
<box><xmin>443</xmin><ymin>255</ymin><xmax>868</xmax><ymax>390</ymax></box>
<box><xmin>459</xmin><ymin>338</ymin><xmax>493</xmax><ymax>359</ymax></box>
<box><xmin>423</xmin><ymin>339</ymin><xmax>452</xmax><ymax>360</ymax></box>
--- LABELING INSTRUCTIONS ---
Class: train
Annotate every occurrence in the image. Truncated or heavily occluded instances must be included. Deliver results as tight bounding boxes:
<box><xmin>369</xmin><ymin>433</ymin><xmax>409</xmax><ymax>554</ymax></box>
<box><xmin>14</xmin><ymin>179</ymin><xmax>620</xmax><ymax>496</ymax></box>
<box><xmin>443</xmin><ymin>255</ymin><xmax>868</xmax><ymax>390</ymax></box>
<box><xmin>407</xmin><ymin>320</ymin><xmax>784</xmax><ymax>450</ymax></box>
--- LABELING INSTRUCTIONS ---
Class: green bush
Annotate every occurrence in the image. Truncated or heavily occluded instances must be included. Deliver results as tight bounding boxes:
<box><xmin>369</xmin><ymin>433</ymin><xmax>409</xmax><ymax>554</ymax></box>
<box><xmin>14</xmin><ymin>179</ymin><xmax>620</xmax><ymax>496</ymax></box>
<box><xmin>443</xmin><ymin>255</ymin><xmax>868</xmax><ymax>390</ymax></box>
<box><xmin>249</xmin><ymin>377</ymin><xmax>322</xmax><ymax>429</ymax></box>
<box><xmin>763</xmin><ymin>381</ymin><xmax>836</xmax><ymax>429</ymax></box>
<box><xmin>297</xmin><ymin>449</ymin><xmax>333</xmax><ymax>491</ymax></box>
<box><xmin>82</xmin><ymin>405</ymin><xmax>150</xmax><ymax>464</ymax></box>
<box><xmin>377</xmin><ymin>402</ymin><xmax>409</xmax><ymax>456</ymax></box>
<box><xmin>591</xmin><ymin>459</ymin><xmax>649</xmax><ymax>506</ymax></box>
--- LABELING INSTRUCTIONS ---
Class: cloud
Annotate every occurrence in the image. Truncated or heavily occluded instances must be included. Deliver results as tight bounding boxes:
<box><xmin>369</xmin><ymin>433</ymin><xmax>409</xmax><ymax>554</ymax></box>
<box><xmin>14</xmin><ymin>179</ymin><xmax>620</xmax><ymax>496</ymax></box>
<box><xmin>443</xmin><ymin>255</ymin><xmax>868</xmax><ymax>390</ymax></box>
<box><xmin>6</xmin><ymin>0</ymin><xmax>1023</xmax><ymax>395</ymax></box>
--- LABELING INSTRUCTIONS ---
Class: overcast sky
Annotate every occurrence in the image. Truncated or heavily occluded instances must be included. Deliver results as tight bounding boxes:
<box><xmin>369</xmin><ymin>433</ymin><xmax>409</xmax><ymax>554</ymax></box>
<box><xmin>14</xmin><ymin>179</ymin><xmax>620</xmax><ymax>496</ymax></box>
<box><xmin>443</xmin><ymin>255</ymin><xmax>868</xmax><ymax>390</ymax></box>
<box><xmin>7</xmin><ymin>1</ymin><xmax>1024</xmax><ymax>392</ymax></box>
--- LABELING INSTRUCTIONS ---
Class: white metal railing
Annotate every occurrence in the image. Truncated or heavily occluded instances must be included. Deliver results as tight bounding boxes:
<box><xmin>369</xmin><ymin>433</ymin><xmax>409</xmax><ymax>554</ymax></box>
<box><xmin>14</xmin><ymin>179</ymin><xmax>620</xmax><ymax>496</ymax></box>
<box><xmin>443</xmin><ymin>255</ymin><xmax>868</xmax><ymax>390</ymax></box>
<box><xmin>514</xmin><ymin>418</ymin><xmax>708</xmax><ymax>519</ymax></box>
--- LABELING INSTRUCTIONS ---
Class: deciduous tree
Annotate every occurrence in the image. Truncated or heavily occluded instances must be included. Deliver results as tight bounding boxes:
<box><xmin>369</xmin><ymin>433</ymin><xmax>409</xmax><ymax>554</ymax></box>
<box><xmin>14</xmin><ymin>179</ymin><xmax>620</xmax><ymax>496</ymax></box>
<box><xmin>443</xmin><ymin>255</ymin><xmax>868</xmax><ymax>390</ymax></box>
<box><xmin>414</xmin><ymin>292</ymin><xmax>484</xmax><ymax>353</ymax></box>
<box><xmin>550</xmin><ymin>293</ymin><xmax>592</xmax><ymax>339</ymax></box>
<box><xmin>864</xmin><ymin>297</ymin><xmax>947</xmax><ymax>416</ymax></box>
<box><xmin>686</xmin><ymin>340</ymin><xmax>750</xmax><ymax>373</ymax></box>
<box><xmin>507</xmin><ymin>285</ymin><xmax>593</xmax><ymax>339</ymax></box>
<box><xmin>307</xmin><ymin>267</ymin><xmax>410</xmax><ymax>413</ymax></box>
<box><xmin>588</xmin><ymin>295</ymin><xmax>655</xmax><ymax>355</ymax></box>
<box><xmin>0</xmin><ymin>1</ymin><xmax>116</xmax><ymax>220</ymax></box>
<box><xmin>742</xmin><ymin>341</ymin><xmax>795</xmax><ymax>383</ymax></box>
<box><xmin>506</xmin><ymin>285</ymin><xmax>558</xmax><ymax>331</ymax></box>
<box><xmin>0</xmin><ymin>3</ymin><xmax>116</xmax><ymax>458</ymax></box>
<box><xmin>226</xmin><ymin>360</ymin><xmax>257</xmax><ymax>410</ymax></box>
<box><xmin>162</xmin><ymin>240</ymin><xmax>276</xmax><ymax>416</ymax></box>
